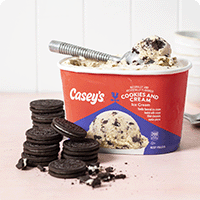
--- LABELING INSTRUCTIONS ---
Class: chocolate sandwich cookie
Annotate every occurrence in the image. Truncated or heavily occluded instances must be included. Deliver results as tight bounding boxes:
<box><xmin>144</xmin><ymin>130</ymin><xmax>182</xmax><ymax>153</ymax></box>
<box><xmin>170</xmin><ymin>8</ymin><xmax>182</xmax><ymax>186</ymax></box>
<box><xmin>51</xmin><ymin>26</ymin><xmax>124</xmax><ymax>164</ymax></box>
<box><xmin>51</xmin><ymin>117</ymin><xmax>87</xmax><ymax>139</ymax></box>
<box><xmin>32</xmin><ymin>121</ymin><xmax>52</xmax><ymax>129</ymax></box>
<box><xmin>61</xmin><ymin>138</ymin><xmax>99</xmax><ymax>164</ymax></box>
<box><xmin>62</xmin><ymin>148</ymin><xmax>99</xmax><ymax>156</ymax></box>
<box><xmin>23</xmin><ymin>141</ymin><xmax>60</xmax><ymax>158</ymax></box>
<box><xmin>30</xmin><ymin>99</ymin><xmax>65</xmax><ymax>128</ymax></box>
<box><xmin>25</xmin><ymin>127</ymin><xmax>62</xmax><ymax>141</ymax></box>
<box><xmin>48</xmin><ymin>158</ymin><xmax>87</xmax><ymax>179</ymax></box>
<box><xmin>26</xmin><ymin>160</ymin><xmax>56</xmax><ymax>167</ymax></box>
<box><xmin>63</xmin><ymin>138</ymin><xmax>100</xmax><ymax>152</ymax></box>
<box><xmin>23</xmin><ymin>148</ymin><xmax>59</xmax><ymax>156</ymax></box>
<box><xmin>30</xmin><ymin>99</ymin><xmax>64</xmax><ymax>114</ymax></box>
<box><xmin>21</xmin><ymin>152</ymin><xmax>58</xmax><ymax>167</ymax></box>
<box><xmin>25</xmin><ymin>127</ymin><xmax>63</xmax><ymax>145</ymax></box>
<box><xmin>61</xmin><ymin>156</ymin><xmax>98</xmax><ymax>165</ymax></box>
<box><xmin>31</xmin><ymin>110</ymin><xmax>65</xmax><ymax>123</ymax></box>
<box><xmin>26</xmin><ymin>136</ymin><xmax>62</xmax><ymax>145</ymax></box>
<box><xmin>61</xmin><ymin>152</ymin><xmax>98</xmax><ymax>161</ymax></box>
<box><xmin>23</xmin><ymin>141</ymin><xmax>59</xmax><ymax>152</ymax></box>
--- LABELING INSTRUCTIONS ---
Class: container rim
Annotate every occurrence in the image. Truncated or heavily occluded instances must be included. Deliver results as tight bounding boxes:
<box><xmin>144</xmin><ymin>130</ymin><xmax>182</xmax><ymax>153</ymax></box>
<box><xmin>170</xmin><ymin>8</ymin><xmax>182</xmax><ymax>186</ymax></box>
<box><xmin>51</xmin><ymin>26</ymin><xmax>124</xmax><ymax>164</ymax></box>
<box><xmin>58</xmin><ymin>57</ymin><xmax>192</xmax><ymax>75</ymax></box>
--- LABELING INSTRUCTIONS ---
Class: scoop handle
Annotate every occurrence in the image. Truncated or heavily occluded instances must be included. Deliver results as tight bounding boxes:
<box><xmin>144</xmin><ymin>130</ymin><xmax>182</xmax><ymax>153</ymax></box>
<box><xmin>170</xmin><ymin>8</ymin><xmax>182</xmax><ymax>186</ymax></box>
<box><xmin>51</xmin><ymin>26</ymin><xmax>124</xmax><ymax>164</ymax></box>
<box><xmin>49</xmin><ymin>40</ymin><xmax>119</xmax><ymax>62</ymax></box>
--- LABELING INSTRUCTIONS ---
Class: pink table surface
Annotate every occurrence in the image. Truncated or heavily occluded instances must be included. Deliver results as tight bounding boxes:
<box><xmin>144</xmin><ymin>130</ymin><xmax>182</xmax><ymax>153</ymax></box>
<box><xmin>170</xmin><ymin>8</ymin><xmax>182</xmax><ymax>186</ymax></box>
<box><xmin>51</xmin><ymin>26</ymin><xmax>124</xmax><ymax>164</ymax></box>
<box><xmin>0</xmin><ymin>93</ymin><xmax>200</xmax><ymax>200</ymax></box>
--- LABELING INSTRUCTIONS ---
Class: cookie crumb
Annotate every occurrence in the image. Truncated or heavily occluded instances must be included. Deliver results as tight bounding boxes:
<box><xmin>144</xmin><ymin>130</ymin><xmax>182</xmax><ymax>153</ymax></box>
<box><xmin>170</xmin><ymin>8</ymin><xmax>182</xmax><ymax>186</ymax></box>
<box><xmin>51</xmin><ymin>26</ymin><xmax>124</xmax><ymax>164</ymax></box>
<box><xmin>115</xmin><ymin>174</ymin><xmax>126</xmax><ymax>179</ymax></box>
<box><xmin>78</xmin><ymin>174</ymin><xmax>91</xmax><ymax>184</ymax></box>
<box><xmin>87</xmin><ymin>162</ymin><xmax>100</xmax><ymax>175</ymax></box>
<box><xmin>77</xmin><ymin>163</ymin><xmax>127</xmax><ymax>189</ymax></box>
<box><xmin>37</xmin><ymin>165</ymin><xmax>46</xmax><ymax>172</ymax></box>
<box><xmin>16</xmin><ymin>158</ymin><xmax>27</xmax><ymax>170</ymax></box>
<box><xmin>91</xmin><ymin>178</ymin><xmax>101</xmax><ymax>188</ymax></box>
<box><xmin>105</xmin><ymin>166</ymin><xmax>114</xmax><ymax>173</ymax></box>
<box><xmin>98</xmin><ymin>172</ymin><xmax>115</xmax><ymax>182</ymax></box>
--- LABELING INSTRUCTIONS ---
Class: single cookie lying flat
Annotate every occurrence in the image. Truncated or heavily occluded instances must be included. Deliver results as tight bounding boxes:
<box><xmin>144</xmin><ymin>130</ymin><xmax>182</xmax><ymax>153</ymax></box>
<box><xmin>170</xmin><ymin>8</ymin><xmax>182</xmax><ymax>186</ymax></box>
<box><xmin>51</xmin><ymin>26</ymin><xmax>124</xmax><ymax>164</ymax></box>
<box><xmin>48</xmin><ymin>158</ymin><xmax>87</xmax><ymax>179</ymax></box>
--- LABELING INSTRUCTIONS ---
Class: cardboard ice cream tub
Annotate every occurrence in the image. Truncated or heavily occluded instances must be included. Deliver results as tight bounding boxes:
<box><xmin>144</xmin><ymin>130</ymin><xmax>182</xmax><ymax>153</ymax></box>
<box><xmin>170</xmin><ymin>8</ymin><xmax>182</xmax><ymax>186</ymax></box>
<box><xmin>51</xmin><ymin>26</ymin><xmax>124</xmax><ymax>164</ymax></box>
<box><xmin>58</xmin><ymin>57</ymin><xmax>191</xmax><ymax>155</ymax></box>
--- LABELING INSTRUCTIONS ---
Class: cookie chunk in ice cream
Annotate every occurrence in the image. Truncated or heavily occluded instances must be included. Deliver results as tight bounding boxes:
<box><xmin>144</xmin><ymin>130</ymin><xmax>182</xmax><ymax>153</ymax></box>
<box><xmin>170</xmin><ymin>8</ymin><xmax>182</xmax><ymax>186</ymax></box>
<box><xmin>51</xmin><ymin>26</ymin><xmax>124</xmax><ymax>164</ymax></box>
<box><xmin>134</xmin><ymin>35</ymin><xmax>171</xmax><ymax>60</ymax></box>
<box><xmin>87</xmin><ymin>110</ymin><xmax>149</xmax><ymax>149</ymax></box>
<box><xmin>134</xmin><ymin>35</ymin><xmax>176</xmax><ymax>66</ymax></box>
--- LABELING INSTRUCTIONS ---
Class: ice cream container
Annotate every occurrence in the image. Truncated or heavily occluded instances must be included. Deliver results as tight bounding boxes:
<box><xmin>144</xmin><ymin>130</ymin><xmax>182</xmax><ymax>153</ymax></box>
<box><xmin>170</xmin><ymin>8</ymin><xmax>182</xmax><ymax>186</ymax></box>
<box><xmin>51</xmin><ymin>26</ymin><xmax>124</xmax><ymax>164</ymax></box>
<box><xmin>58</xmin><ymin>58</ymin><xmax>191</xmax><ymax>155</ymax></box>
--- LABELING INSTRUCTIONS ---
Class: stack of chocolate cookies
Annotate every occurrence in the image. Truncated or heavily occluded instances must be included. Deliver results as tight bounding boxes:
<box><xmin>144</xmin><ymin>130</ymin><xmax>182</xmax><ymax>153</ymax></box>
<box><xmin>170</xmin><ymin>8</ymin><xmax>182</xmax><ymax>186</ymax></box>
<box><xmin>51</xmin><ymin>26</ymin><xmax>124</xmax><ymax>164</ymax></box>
<box><xmin>30</xmin><ymin>99</ymin><xmax>65</xmax><ymax>128</ymax></box>
<box><xmin>17</xmin><ymin>100</ymin><xmax>100</xmax><ymax>176</ymax></box>
<box><xmin>51</xmin><ymin>117</ymin><xmax>100</xmax><ymax>165</ymax></box>
<box><xmin>61</xmin><ymin>139</ymin><xmax>99</xmax><ymax>165</ymax></box>
<box><xmin>21</xmin><ymin>127</ymin><xmax>63</xmax><ymax>167</ymax></box>
<box><xmin>16</xmin><ymin>99</ymin><xmax>65</xmax><ymax>169</ymax></box>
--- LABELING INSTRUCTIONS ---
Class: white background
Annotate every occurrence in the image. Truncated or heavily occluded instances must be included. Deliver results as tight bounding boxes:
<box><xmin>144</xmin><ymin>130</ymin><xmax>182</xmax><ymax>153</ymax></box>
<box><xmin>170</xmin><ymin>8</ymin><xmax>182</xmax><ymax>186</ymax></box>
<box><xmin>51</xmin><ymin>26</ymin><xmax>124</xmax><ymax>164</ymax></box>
<box><xmin>0</xmin><ymin>0</ymin><xmax>200</xmax><ymax>92</ymax></box>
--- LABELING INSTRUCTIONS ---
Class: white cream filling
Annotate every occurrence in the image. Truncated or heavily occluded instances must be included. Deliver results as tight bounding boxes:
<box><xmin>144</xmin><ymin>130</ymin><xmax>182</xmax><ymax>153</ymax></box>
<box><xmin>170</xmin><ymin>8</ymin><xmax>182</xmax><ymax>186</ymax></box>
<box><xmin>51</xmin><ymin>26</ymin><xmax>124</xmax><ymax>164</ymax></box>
<box><xmin>54</xmin><ymin>124</ymin><xmax>79</xmax><ymax>138</ymax></box>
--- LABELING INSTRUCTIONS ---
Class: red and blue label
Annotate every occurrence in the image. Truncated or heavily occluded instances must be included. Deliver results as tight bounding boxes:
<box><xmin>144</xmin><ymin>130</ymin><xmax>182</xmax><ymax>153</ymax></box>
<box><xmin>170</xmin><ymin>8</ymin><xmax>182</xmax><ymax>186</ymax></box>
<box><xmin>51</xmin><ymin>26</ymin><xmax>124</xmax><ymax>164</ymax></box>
<box><xmin>61</xmin><ymin>69</ymin><xmax>188</xmax><ymax>155</ymax></box>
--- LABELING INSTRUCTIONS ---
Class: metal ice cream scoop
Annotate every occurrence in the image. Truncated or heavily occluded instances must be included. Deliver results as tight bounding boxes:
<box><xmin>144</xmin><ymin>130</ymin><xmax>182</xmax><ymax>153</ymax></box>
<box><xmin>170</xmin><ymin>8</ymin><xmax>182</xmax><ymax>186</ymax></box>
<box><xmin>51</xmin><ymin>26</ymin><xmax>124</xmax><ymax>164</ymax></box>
<box><xmin>49</xmin><ymin>40</ymin><xmax>142</xmax><ymax>64</ymax></box>
<box><xmin>184</xmin><ymin>113</ymin><xmax>200</xmax><ymax>126</ymax></box>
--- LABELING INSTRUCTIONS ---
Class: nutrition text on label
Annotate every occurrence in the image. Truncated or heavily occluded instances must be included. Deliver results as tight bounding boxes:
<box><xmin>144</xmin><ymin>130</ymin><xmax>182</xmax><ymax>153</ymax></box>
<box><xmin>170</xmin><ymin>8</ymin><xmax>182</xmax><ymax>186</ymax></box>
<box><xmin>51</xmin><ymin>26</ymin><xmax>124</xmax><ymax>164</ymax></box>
<box><xmin>138</xmin><ymin>107</ymin><xmax>161</xmax><ymax>122</ymax></box>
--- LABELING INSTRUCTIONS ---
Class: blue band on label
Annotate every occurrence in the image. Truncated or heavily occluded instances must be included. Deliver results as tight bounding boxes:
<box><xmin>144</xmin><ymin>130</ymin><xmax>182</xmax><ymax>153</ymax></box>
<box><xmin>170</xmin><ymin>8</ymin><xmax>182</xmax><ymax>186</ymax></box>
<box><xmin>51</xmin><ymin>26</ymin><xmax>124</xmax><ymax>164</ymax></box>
<box><xmin>75</xmin><ymin>102</ymin><xmax>180</xmax><ymax>155</ymax></box>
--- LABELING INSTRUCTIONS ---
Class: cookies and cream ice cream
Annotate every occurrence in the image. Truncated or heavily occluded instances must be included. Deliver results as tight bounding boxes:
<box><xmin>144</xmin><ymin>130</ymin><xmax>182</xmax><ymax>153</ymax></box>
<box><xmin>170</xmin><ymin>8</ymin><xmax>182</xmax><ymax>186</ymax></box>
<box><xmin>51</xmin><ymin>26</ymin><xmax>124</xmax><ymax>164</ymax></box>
<box><xmin>58</xmin><ymin>35</ymin><xmax>191</xmax><ymax>154</ymax></box>
<box><xmin>61</xmin><ymin>36</ymin><xmax>181</xmax><ymax>70</ymax></box>
<box><xmin>134</xmin><ymin>35</ymin><xmax>172</xmax><ymax>63</ymax></box>
<box><xmin>87</xmin><ymin>110</ymin><xmax>149</xmax><ymax>149</ymax></box>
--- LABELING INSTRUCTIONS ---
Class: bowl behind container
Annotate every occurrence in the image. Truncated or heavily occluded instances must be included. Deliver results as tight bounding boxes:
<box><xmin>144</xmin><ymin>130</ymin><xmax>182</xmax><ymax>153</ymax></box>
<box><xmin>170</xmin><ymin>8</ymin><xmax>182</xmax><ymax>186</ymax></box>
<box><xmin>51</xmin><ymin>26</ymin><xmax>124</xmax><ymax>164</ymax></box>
<box><xmin>174</xmin><ymin>31</ymin><xmax>200</xmax><ymax>106</ymax></box>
